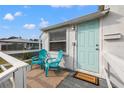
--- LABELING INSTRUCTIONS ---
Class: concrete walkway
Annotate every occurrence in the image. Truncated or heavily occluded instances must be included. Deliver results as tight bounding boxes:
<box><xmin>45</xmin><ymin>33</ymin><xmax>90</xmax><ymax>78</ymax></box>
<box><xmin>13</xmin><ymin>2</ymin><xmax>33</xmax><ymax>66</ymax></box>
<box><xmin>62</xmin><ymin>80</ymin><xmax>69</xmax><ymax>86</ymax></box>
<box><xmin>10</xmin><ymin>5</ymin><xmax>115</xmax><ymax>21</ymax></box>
<box><xmin>57</xmin><ymin>72</ymin><xmax>108</xmax><ymax>88</ymax></box>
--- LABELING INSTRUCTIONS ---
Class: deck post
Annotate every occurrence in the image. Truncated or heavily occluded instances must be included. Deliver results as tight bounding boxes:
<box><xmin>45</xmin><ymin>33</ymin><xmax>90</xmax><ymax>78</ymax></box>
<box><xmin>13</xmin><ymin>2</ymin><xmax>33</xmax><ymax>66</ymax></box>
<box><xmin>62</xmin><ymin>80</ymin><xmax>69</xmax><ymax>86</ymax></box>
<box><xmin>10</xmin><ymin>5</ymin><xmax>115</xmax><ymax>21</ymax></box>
<box><xmin>24</xmin><ymin>43</ymin><xmax>27</xmax><ymax>50</ymax></box>
<box><xmin>107</xmin><ymin>63</ymin><xmax>110</xmax><ymax>78</ymax></box>
<box><xmin>14</xmin><ymin>67</ymin><xmax>27</xmax><ymax>88</ymax></box>
<box><xmin>23</xmin><ymin>67</ymin><xmax>27</xmax><ymax>88</ymax></box>
<box><xmin>0</xmin><ymin>44</ymin><xmax>1</xmax><ymax>51</ymax></box>
<box><xmin>39</xmin><ymin>34</ymin><xmax>41</xmax><ymax>50</ymax></box>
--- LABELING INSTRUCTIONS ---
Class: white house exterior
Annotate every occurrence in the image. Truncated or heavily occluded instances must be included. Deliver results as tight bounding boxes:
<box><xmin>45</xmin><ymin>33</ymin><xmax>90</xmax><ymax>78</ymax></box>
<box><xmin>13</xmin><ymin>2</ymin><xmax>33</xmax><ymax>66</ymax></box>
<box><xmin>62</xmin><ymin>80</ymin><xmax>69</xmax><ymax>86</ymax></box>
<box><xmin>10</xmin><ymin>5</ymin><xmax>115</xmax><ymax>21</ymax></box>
<box><xmin>41</xmin><ymin>6</ymin><xmax>124</xmax><ymax>87</ymax></box>
<box><xmin>102</xmin><ymin>6</ymin><xmax>124</xmax><ymax>87</ymax></box>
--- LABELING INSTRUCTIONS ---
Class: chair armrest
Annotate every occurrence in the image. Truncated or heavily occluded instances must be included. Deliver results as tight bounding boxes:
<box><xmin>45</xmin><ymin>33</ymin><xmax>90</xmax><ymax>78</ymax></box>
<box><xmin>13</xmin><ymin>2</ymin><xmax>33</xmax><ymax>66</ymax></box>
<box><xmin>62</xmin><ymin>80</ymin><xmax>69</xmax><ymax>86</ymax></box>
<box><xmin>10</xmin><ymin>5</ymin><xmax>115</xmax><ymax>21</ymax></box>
<box><xmin>48</xmin><ymin>58</ymin><xmax>56</xmax><ymax>60</ymax></box>
<box><xmin>46</xmin><ymin>53</ymin><xmax>56</xmax><ymax>60</ymax></box>
<box><xmin>49</xmin><ymin>61</ymin><xmax>58</xmax><ymax>65</ymax></box>
<box><xmin>46</xmin><ymin>58</ymin><xmax>56</xmax><ymax>63</ymax></box>
<box><xmin>32</xmin><ymin>56</ymin><xmax>38</xmax><ymax>60</ymax></box>
<box><xmin>49</xmin><ymin>61</ymin><xmax>59</xmax><ymax>67</ymax></box>
<box><xmin>45</xmin><ymin>60</ymin><xmax>59</xmax><ymax>67</ymax></box>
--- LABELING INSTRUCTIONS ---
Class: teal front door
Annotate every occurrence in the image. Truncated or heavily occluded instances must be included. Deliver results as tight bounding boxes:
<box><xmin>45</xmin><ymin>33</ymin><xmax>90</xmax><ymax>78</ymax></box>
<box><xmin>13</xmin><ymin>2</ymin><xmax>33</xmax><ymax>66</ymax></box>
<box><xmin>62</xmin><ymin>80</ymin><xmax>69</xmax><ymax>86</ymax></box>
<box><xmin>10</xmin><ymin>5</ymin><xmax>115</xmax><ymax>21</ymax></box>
<box><xmin>77</xmin><ymin>19</ymin><xmax>99</xmax><ymax>73</ymax></box>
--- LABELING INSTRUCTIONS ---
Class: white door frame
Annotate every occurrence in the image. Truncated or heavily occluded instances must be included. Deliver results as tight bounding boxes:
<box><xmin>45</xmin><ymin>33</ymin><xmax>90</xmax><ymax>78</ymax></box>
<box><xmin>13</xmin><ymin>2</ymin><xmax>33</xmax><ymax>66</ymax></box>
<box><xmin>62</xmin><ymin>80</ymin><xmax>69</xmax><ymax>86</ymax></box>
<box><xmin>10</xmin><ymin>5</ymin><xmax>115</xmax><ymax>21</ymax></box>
<box><xmin>75</xmin><ymin>18</ymin><xmax>103</xmax><ymax>78</ymax></box>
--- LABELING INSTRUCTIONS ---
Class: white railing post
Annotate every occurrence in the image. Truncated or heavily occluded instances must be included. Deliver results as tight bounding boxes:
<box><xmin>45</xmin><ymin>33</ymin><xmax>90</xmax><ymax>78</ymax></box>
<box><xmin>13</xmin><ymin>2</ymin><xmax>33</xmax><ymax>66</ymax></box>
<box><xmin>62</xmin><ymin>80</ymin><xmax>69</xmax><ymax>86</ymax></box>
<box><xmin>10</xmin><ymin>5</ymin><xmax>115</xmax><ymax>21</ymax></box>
<box><xmin>107</xmin><ymin>63</ymin><xmax>110</xmax><ymax>78</ymax></box>
<box><xmin>14</xmin><ymin>67</ymin><xmax>27</xmax><ymax>88</ymax></box>
<box><xmin>0</xmin><ymin>65</ymin><xmax>15</xmax><ymax>88</ymax></box>
<box><xmin>39</xmin><ymin>34</ymin><xmax>41</xmax><ymax>50</ymax></box>
<box><xmin>102</xmin><ymin>60</ymin><xmax>112</xmax><ymax>88</ymax></box>
<box><xmin>103</xmin><ymin>51</ymin><xmax>124</xmax><ymax>88</ymax></box>
<box><xmin>0</xmin><ymin>51</ymin><xmax>28</xmax><ymax>88</ymax></box>
<box><xmin>103</xmin><ymin>67</ymin><xmax>112</xmax><ymax>88</ymax></box>
<box><xmin>23</xmin><ymin>67</ymin><xmax>27</xmax><ymax>88</ymax></box>
<box><xmin>0</xmin><ymin>43</ymin><xmax>1</xmax><ymax>51</ymax></box>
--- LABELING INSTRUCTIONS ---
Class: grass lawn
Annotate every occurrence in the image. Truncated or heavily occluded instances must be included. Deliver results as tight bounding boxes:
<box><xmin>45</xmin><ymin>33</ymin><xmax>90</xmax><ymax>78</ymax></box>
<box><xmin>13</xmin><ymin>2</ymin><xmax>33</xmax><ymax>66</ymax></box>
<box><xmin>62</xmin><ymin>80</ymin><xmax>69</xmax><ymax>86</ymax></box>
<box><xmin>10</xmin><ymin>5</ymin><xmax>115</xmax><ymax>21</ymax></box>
<box><xmin>0</xmin><ymin>57</ymin><xmax>12</xmax><ymax>73</ymax></box>
<box><xmin>0</xmin><ymin>57</ymin><xmax>8</xmax><ymax>64</ymax></box>
<box><xmin>26</xmin><ymin>60</ymin><xmax>32</xmax><ymax>65</ymax></box>
<box><xmin>0</xmin><ymin>56</ymin><xmax>32</xmax><ymax>73</ymax></box>
<box><xmin>0</xmin><ymin>68</ymin><xmax>2</xmax><ymax>73</ymax></box>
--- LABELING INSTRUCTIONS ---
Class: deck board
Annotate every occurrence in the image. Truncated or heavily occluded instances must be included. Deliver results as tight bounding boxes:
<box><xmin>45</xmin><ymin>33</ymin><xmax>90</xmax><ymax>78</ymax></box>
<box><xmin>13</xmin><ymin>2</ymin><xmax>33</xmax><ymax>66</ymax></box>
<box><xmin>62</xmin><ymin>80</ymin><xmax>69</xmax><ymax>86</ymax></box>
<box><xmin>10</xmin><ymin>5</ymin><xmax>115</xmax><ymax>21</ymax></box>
<box><xmin>0</xmin><ymin>66</ymin><xmax>108</xmax><ymax>88</ymax></box>
<box><xmin>27</xmin><ymin>65</ymin><xmax>69</xmax><ymax>88</ymax></box>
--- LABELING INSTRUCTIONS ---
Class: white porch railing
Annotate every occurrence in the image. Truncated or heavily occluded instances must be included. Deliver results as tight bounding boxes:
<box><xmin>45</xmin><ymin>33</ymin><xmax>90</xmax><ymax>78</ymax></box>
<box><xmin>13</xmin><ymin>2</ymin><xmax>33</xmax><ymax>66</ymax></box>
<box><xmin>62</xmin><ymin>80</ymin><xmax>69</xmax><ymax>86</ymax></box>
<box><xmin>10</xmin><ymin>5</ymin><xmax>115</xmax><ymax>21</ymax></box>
<box><xmin>2</xmin><ymin>49</ymin><xmax>39</xmax><ymax>55</ymax></box>
<box><xmin>0</xmin><ymin>51</ymin><xmax>29</xmax><ymax>88</ymax></box>
<box><xmin>1</xmin><ymin>49</ymin><xmax>40</xmax><ymax>67</ymax></box>
<box><xmin>103</xmin><ymin>51</ymin><xmax>124</xmax><ymax>88</ymax></box>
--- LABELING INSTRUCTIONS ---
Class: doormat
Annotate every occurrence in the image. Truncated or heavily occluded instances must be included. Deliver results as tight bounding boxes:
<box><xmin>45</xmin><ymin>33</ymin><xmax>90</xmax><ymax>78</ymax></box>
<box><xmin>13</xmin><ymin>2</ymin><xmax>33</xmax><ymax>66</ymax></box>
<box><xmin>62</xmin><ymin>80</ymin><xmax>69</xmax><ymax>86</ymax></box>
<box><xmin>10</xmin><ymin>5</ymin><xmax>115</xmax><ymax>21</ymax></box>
<box><xmin>74</xmin><ymin>71</ymin><xmax>99</xmax><ymax>85</ymax></box>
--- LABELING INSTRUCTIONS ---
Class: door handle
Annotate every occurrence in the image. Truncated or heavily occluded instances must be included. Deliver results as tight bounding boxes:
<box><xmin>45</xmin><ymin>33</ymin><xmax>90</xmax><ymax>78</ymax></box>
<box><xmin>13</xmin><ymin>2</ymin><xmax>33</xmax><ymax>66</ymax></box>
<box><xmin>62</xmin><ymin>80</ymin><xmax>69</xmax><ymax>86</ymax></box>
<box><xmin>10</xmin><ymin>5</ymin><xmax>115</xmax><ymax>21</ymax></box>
<box><xmin>96</xmin><ymin>44</ymin><xmax>99</xmax><ymax>46</ymax></box>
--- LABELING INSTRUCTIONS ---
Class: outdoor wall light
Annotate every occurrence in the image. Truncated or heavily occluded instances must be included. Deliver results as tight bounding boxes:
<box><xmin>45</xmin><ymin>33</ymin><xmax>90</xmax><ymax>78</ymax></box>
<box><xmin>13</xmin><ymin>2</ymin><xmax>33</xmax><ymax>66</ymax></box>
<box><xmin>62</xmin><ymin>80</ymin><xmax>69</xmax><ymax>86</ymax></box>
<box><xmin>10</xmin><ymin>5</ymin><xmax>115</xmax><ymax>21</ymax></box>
<box><xmin>72</xmin><ymin>25</ymin><xmax>76</xmax><ymax>30</ymax></box>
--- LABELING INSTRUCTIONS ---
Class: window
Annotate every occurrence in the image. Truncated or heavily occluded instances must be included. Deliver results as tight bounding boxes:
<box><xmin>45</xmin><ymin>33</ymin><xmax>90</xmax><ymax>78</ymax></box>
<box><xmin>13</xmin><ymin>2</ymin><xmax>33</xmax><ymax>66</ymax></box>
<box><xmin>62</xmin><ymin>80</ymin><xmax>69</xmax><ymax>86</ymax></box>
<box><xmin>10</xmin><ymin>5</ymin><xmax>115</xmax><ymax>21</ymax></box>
<box><xmin>1</xmin><ymin>43</ymin><xmax>24</xmax><ymax>51</ymax></box>
<box><xmin>49</xmin><ymin>30</ymin><xmax>66</xmax><ymax>52</ymax></box>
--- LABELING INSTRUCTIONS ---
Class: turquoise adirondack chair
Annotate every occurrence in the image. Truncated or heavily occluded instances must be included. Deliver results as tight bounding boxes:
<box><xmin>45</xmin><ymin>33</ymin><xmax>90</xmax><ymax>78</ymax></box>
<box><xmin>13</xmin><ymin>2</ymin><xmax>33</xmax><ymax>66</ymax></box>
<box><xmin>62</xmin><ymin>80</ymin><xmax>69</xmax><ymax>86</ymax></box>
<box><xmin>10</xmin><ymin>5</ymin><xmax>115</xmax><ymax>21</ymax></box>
<box><xmin>31</xmin><ymin>49</ymin><xmax>47</xmax><ymax>69</ymax></box>
<box><xmin>45</xmin><ymin>50</ymin><xmax>63</xmax><ymax>77</ymax></box>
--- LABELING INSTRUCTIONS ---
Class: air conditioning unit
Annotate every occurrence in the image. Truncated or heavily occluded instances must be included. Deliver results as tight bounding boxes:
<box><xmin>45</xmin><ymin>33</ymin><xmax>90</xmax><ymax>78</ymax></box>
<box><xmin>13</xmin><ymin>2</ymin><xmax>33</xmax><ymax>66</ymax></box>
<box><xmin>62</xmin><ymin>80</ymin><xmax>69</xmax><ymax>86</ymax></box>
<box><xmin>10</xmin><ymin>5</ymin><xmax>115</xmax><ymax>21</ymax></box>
<box><xmin>104</xmin><ymin>5</ymin><xmax>110</xmax><ymax>10</ymax></box>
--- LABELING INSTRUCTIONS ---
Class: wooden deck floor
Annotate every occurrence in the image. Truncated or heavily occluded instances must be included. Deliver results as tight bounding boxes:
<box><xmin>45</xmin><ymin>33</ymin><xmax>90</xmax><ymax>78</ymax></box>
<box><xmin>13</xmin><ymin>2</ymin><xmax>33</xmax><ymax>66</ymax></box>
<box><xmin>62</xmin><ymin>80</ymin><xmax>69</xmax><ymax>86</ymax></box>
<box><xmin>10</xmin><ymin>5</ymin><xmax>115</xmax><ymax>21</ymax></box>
<box><xmin>27</xmin><ymin>65</ymin><xmax>108</xmax><ymax>88</ymax></box>
<box><xmin>27</xmin><ymin>66</ymin><xmax>69</xmax><ymax>88</ymax></box>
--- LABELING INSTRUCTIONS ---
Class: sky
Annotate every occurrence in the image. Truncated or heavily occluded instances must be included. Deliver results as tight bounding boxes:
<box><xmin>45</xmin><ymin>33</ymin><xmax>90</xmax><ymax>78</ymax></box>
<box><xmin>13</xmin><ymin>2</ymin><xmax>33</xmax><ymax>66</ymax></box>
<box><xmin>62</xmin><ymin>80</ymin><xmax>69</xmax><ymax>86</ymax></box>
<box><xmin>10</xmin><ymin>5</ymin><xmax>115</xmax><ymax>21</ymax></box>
<box><xmin>0</xmin><ymin>5</ymin><xmax>98</xmax><ymax>39</ymax></box>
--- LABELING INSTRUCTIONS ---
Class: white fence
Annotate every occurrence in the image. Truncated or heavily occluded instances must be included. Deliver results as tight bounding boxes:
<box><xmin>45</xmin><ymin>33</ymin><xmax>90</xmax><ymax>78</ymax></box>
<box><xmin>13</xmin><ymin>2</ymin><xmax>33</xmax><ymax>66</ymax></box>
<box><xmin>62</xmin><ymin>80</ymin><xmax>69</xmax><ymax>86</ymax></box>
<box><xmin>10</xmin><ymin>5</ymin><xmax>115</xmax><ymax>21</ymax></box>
<box><xmin>0</xmin><ymin>51</ymin><xmax>29</xmax><ymax>88</ymax></box>
<box><xmin>103</xmin><ymin>51</ymin><xmax>124</xmax><ymax>88</ymax></box>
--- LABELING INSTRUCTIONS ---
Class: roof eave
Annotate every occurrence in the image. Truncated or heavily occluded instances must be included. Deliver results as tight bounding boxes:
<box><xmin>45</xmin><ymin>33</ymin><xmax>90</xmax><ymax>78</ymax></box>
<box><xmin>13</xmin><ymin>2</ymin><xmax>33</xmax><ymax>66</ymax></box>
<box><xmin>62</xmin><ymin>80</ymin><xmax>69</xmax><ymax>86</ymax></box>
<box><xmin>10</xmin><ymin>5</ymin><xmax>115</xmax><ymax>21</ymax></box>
<box><xmin>41</xmin><ymin>8</ymin><xmax>110</xmax><ymax>32</ymax></box>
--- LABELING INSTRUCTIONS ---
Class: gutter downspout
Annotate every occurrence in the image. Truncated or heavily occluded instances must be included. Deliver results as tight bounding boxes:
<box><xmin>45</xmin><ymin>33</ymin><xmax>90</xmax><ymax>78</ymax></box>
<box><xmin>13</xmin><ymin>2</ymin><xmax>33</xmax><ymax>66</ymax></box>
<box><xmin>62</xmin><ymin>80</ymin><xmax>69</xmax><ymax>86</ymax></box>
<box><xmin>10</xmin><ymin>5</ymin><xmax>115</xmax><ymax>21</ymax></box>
<box><xmin>39</xmin><ymin>32</ymin><xmax>44</xmax><ymax>50</ymax></box>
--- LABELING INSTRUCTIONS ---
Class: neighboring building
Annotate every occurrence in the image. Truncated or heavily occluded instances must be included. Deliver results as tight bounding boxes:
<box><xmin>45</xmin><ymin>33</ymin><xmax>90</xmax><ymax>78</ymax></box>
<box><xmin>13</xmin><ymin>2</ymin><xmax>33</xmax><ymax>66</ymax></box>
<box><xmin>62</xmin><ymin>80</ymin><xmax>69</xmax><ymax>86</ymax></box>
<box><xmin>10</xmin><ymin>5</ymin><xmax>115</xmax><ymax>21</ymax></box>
<box><xmin>41</xmin><ymin>6</ymin><xmax>124</xmax><ymax>87</ymax></box>
<box><xmin>0</xmin><ymin>37</ymin><xmax>40</xmax><ymax>51</ymax></box>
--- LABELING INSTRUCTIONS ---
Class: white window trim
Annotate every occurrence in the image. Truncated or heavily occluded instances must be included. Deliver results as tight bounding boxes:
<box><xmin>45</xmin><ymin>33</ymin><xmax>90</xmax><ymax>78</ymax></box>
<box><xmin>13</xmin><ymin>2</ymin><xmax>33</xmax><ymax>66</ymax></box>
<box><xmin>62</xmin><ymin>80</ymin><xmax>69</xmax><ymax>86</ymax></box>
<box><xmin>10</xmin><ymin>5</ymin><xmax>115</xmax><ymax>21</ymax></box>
<box><xmin>48</xmin><ymin>28</ymin><xmax>67</xmax><ymax>54</ymax></box>
<box><xmin>49</xmin><ymin>40</ymin><xmax>66</xmax><ymax>43</ymax></box>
